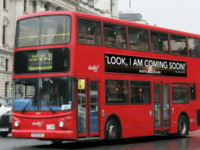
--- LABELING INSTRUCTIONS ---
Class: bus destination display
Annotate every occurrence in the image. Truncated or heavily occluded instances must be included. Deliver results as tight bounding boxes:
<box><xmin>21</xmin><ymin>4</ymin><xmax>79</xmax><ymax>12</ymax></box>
<box><xmin>28</xmin><ymin>52</ymin><xmax>53</xmax><ymax>71</ymax></box>
<box><xmin>105</xmin><ymin>53</ymin><xmax>187</xmax><ymax>77</ymax></box>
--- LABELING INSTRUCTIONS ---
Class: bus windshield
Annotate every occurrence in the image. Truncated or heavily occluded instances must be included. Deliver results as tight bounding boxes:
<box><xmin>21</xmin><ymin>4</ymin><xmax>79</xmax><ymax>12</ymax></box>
<box><xmin>15</xmin><ymin>15</ymin><xmax>71</xmax><ymax>47</ymax></box>
<box><xmin>13</xmin><ymin>77</ymin><xmax>74</xmax><ymax>112</ymax></box>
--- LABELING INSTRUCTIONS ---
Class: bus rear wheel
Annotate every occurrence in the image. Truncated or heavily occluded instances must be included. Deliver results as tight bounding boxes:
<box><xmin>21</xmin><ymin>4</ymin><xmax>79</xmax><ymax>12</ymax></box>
<box><xmin>178</xmin><ymin>115</ymin><xmax>188</xmax><ymax>137</ymax></box>
<box><xmin>105</xmin><ymin>119</ymin><xmax>118</xmax><ymax>140</ymax></box>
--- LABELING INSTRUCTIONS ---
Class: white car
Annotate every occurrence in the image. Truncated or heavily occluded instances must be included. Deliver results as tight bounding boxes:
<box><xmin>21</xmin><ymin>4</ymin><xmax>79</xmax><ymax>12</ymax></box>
<box><xmin>0</xmin><ymin>99</ymin><xmax>12</xmax><ymax>137</ymax></box>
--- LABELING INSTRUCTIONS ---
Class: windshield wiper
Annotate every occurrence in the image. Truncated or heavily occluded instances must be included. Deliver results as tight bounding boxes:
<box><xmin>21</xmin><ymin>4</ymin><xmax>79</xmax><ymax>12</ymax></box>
<box><xmin>46</xmin><ymin>105</ymin><xmax>56</xmax><ymax>114</ymax></box>
<box><xmin>21</xmin><ymin>99</ymin><xmax>32</xmax><ymax>114</ymax></box>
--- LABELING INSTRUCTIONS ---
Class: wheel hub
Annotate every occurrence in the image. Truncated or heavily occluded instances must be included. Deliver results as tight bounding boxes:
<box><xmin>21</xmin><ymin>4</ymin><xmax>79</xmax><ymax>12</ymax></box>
<box><xmin>109</xmin><ymin>124</ymin><xmax>116</xmax><ymax>139</ymax></box>
<box><xmin>179</xmin><ymin>119</ymin><xmax>186</xmax><ymax>134</ymax></box>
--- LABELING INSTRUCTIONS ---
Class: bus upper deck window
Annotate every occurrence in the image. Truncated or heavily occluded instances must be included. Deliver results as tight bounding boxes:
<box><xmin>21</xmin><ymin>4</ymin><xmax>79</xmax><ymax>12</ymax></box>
<box><xmin>78</xmin><ymin>18</ymin><xmax>102</xmax><ymax>46</ymax></box>
<box><xmin>170</xmin><ymin>34</ymin><xmax>187</xmax><ymax>56</ymax></box>
<box><xmin>188</xmin><ymin>37</ymin><xmax>200</xmax><ymax>58</ymax></box>
<box><xmin>103</xmin><ymin>23</ymin><xmax>127</xmax><ymax>49</ymax></box>
<box><xmin>150</xmin><ymin>31</ymin><xmax>169</xmax><ymax>54</ymax></box>
<box><xmin>128</xmin><ymin>27</ymin><xmax>149</xmax><ymax>52</ymax></box>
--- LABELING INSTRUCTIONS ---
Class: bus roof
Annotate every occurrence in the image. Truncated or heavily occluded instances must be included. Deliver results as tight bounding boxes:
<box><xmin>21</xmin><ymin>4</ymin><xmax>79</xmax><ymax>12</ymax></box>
<box><xmin>17</xmin><ymin>11</ymin><xmax>200</xmax><ymax>38</ymax></box>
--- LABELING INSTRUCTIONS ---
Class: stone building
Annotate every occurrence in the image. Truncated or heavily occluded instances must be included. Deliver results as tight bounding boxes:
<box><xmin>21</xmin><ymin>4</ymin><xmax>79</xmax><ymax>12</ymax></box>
<box><xmin>0</xmin><ymin>0</ymin><xmax>118</xmax><ymax>97</ymax></box>
<box><xmin>119</xmin><ymin>11</ymin><xmax>148</xmax><ymax>24</ymax></box>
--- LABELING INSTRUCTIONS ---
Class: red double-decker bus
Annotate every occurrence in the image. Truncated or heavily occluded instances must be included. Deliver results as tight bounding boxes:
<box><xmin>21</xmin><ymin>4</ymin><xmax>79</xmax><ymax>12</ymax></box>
<box><xmin>12</xmin><ymin>11</ymin><xmax>200</xmax><ymax>143</ymax></box>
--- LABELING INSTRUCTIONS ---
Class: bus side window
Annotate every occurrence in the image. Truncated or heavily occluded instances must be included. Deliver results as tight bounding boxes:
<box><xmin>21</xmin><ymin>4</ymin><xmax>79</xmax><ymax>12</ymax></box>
<box><xmin>128</xmin><ymin>27</ymin><xmax>149</xmax><ymax>52</ymax></box>
<box><xmin>190</xmin><ymin>83</ymin><xmax>196</xmax><ymax>100</ymax></box>
<box><xmin>150</xmin><ymin>31</ymin><xmax>169</xmax><ymax>54</ymax></box>
<box><xmin>172</xmin><ymin>83</ymin><xmax>189</xmax><ymax>104</ymax></box>
<box><xmin>105</xmin><ymin>80</ymin><xmax>128</xmax><ymax>104</ymax></box>
<box><xmin>103</xmin><ymin>23</ymin><xmax>127</xmax><ymax>49</ymax></box>
<box><xmin>170</xmin><ymin>34</ymin><xmax>187</xmax><ymax>56</ymax></box>
<box><xmin>78</xmin><ymin>18</ymin><xmax>102</xmax><ymax>46</ymax></box>
<box><xmin>188</xmin><ymin>37</ymin><xmax>200</xmax><ymax>58</ymax></box>
<box><xmin>130</xmin><ymin>81</ymin><xmax>151</xmax><ymax>104</ymax></box>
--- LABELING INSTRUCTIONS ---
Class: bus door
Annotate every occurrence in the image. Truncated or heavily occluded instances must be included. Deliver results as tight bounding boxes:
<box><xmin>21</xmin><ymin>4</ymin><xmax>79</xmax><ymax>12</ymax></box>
<box><xmin>77</xmin><ymin>78</ymin><xmax>99</xmax><ymax>139</ymax></box>
<box><xmin>154</xmin><ymin>81</ymin><xmax>170</xmax><ymax>134</ymax></box>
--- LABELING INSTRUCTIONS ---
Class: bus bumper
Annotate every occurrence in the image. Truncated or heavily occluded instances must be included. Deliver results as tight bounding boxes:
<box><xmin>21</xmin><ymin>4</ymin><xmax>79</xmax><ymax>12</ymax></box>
<box><xmin>12</xmin><ymin>129</ymin><xmax>77</xmax><ymax>140</ymax></box>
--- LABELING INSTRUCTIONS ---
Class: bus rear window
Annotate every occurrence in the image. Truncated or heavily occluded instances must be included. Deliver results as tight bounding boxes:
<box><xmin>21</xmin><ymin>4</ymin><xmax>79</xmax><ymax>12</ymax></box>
<box><xmin>16</xmin><ymin>15</ymin><xmax>71</xmax><ymax>47</ymax></box>
<box><xmin>14</xmin><ymin>48</ymin><xmax>70</xmax><ymax>74</ymax></box>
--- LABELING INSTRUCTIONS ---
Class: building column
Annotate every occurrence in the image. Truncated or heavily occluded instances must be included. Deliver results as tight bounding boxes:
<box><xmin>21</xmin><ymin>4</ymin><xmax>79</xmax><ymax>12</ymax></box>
<box><xmin>29</xmin><ymin>0</ymin><xmax>34</xmax><ymax>13</ymax></box>
<box><xmin>48</xmin><ymin>3</ymin><xmax>55</xmax><ymax>11</ymax></box>
<box><xmin>40</xmin><ymin>0</ymin><xmax>46</xmax><ymax>11</ymax></box>
<box><xmin>36</xmin><ymin>0</ymin><xmax>42</xmax><ymax>12</ymax></box>
<box><xmin>111</xmin><ymin>0</ymin><xmax>118</xmax><ymax>18</ymax></box>
<box><xmin>0</xmin><ymin>0</ymin><xmax>3</xmax><ymax>48</ymax></box>
<box><xmin>15</xmin><ymin>0</ymin><xmax>24</xmax><ymax>18</ymax></box>
<box><xmin>52</xmin><ymin>4</ymin><xmax>58</xmax><ymax>11</ymax></box>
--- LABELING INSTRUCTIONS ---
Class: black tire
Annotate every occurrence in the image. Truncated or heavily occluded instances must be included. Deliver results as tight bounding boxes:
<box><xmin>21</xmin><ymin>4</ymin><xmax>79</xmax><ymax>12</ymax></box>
<box><xmin>178</xmin><ymin>115</ymin><xmax>188</xmax><ymax>137</ymax></box>
<box><xmin>105</xmin><ymin>119</ymin><xmax>118</xmax><ymax>140</ymax></box>
<box><xmin>0</xmin><ymin>132</ymin><xmax>9</xmax><ymax>137</ymax></box>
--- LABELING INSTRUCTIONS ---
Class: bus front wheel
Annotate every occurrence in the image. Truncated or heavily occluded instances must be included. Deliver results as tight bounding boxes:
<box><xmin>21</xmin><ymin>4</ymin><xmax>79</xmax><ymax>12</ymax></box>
<box><xmin>105</xmin><ymin>119</ymin><xmax>118</xmax><ymax>140</ymax></box>
<box><xmin>178</xmin><ymin>115</ymin><xmax>188</xmax><ymax>137</ymax></box>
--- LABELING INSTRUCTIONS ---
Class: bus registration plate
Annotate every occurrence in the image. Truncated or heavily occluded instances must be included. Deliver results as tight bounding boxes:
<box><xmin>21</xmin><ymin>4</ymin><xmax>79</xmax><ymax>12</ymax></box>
<box><xmin>31</xmin><ymin>133</ymin><xmax>44</xmax><ymax>137</ymax></box>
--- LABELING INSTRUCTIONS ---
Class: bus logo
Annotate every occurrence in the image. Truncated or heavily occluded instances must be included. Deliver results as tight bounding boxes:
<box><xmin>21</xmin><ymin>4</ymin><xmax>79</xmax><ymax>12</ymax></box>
<box><xmin>35</xmin><ymin>112</ymin><xmax>41</xmax><ymax>115</ymax></box>
<box><xmin>88</xmin><ymin>65</ymin><xmax>99</xmax><ymax>72</ymax></box>
<box><xmin>32</xmin><ymin>121</ymin><xmax>43</xmax><ymax>127</ymax></box>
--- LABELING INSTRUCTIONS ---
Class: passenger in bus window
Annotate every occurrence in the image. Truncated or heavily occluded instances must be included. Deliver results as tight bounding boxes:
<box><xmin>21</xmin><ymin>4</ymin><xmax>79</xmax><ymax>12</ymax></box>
<box><xmin>112</xmin><ymin>34</ymin><xmax>123</xmax><ymax>48</ymax></box>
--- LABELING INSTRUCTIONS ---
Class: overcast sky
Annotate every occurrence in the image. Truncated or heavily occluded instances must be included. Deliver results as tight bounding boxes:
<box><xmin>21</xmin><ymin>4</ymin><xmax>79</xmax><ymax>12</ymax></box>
<box><xmin>118</xmin><ymin>0</ymin><xmax>200</xmax><ymax>34</ymax></box>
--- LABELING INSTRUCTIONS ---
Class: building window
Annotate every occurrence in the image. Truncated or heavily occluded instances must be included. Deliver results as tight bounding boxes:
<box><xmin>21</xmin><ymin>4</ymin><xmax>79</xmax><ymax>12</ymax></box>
<box><xmin>5</xmin><ymin>82</ymin><xmax>9</xmax><ymax>97</ymax></box>
<box><xmin>88</xmin><ymin>0</ymin><xmax>94</xmax><ymax>7</ymax></box>
<box><xmin>3</xmin><ymin>0</ymin><xmax>6</xmax><ymax>9</ymax></box>
<box><xmin>44</xmin><ymin>3</ymin><xmax>49</xmax><ymax>11</ymax></box>
<box><xmin>24</xmin><ymin>0</ymin><xmax>27</xmax><ymax>12</ymax></box>
<box><xmin>3</xmin><ymin>26</ymin><xmax>6</xmax><ymax>45</ymax></box>
<box><xmin>33</xmin><ymin>1</ymin><xmax>36</xmax><ymax>13</ymax></box>
<box><xmin>5</xmin><ymin>58</ymin><xmax>8</xmax><ymax>71</ymax></box>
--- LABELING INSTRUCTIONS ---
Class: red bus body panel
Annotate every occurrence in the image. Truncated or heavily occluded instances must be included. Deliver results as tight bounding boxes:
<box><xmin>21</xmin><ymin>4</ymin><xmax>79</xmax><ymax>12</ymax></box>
<box><xmin>12</xmin><ymin>11</ymin><xmax>200</xmax><ymax>141</ymax></box>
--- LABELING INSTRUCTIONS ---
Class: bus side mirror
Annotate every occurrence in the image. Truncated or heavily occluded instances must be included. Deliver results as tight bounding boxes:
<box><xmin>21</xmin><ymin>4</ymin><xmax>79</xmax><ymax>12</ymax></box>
<box><xmin>78</xmin><ymin>79</ymin><xmax>85</xmax><ymax>90</ymax></box>
<box><xmin>0</xmin><ymin>103</ymin><xmax>2</xmax><ymax>107</ymax></box>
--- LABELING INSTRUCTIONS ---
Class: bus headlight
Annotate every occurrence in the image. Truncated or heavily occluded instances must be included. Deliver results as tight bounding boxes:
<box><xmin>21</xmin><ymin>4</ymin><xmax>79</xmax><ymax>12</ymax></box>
<box><xmin>14</xmin><ymin>121</ymin><xmax>19</xmax><ymax>127</ymax></box>
<box><xmin>59</xmin><ymin>121</ymin><xmax>64</xmax><ymax>128</ymax></box>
